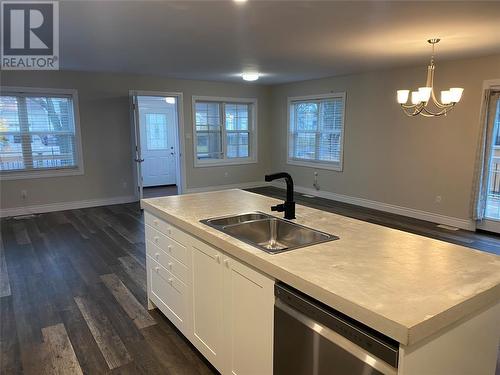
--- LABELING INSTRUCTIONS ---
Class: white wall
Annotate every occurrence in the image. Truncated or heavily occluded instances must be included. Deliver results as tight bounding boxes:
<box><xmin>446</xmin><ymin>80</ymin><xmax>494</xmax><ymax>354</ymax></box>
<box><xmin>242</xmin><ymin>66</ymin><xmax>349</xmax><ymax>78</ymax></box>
<box><xmin>0</xmin><ymin>70</ymin><xmax>272</xmax><ymax>211</ymax></box>
<box><xmin>269</xmin><ymin>54</ymin><xmax>500</xmax><ymax>222</ymax></box>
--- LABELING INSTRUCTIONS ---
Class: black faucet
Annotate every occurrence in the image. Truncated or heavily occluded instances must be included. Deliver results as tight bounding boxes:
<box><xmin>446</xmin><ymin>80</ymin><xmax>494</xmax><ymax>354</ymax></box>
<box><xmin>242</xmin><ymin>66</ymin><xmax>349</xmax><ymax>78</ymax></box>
<box><xmin>264</xmin><ymin>172</ymin><xmax>296</xmax><ymax>220</ymax></box>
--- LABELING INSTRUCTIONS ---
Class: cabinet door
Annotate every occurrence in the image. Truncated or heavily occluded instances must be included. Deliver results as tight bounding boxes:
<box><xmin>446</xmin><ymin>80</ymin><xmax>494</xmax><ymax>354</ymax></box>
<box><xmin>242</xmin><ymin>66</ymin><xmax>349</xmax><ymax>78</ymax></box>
<box><xmin>223</xmin><ymin>256</ymin><xmax>274</xmax><ymax>375</ymax></box>
<box><xmin>191</xmin><ymin>241</ymin><xmax>225</xmax><ymax>372</ymax></box>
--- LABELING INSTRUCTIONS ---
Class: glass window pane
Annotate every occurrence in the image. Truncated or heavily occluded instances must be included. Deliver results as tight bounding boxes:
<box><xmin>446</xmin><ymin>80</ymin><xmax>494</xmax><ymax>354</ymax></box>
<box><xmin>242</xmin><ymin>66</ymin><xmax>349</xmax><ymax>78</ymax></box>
<box><xmin>485</xmin><ymin>98</ymin><xmax>500</xmax><ymax>219</ymax></box>
<box><xmin>196</xmin><ymin>102</ymin><xmax>220</xmax><ymax>130</ymax></box>
<box><xmin>145</xmin><ymin>113</ymin><xmax>167</xmax><ymax>150</ymax></box>
<box><xmin>27</xmin><ymin>97</ymin><xmax>74</xmax><ymax>132</ymax></box>
<box><xmin>31</xmin><ymin>133</ymin><xmax>76</xmax><ymax>169</ymax></box>
<box><xmin>0</xmin><ymin>134</ymin><xmax>24</xmax><ymax>171</ymax></box>
<box><xmin>295</xmin><ymin>102</ymin><xmax>318</xmax><ymax>131</ymax></box>
<box><xmin>0</xmin><ymin>96</ymin><xmax>20</xmax><ymax>131</ymax></box>
<box><xmin>294</xmin><ymin>133</ymin><xmax>316</xmax><ymax>160</ymax></box>
<box><xmin>318</xmin><ymin>133</ymin><xmax>341</xmax><ymax>162</ymax></box>
<box><xmin>197</xmin><ymin>131</ymin><xmax>222</xmax><ymax>159</ymax></box>
<box><xmin>225</xmin><ymin>103</ymin><xmax>249</xmax><ymax>131</ymax></box>
<box><xmin>226</xmin><ymin>132</ymin><xmax>249</xmax><ymax>158</ymax></box>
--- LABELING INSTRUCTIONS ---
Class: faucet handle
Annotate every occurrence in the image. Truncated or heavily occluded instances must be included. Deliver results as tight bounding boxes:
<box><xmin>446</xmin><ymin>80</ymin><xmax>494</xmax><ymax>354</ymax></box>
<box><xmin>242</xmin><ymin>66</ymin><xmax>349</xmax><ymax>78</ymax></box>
<box><xmin>271</xmin><ymin>203</ymin><xmax>285</xmax><ymax>212</ymax></box>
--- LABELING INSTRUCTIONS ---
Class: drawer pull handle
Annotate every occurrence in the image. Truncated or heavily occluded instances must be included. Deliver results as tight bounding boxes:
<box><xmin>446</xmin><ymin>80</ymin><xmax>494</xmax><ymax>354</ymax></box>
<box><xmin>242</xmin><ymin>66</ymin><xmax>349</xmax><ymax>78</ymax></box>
<box><xmin>224</xmin><ymin>259</ymin><xmax>230</xmax><ymax>267</ymax></box>
<box><xmin>168</xmin><ymin>245</ymin><xmax>172</xmax><ymax>252</ymax></box>
<box><xmin>168</xmin><ymin>262</ymin><xmax>173</xmax><ymax>269</ymax></box>
<box><xmin>155</xmin><ymin>266</ymin><xmax>159</xmax><ymax>272</ymax></box>
<box><xmin>154</xmin><ymin>236</ymin><xmax>159</xmax><ymax>243</ymax></box>
<box><xmin>215</xmin><ymin>254</ymin><xmax>221</xmax><ymax>263</ymax></box>
<box><xmin>168</xmin><ymin>278</ymin><xmax>173</xmax><ymax>284</ymax></box>
<box><xmin>153</xmin><ymin>219</ymin><xmax>158</xmax><ymax>226</ymax></box>
<box><xmin>155</xmin><ymin>253</ymin><xmax>160</xmax><ymax>259</ymax></box>
<box><xmin>168</xmin><ymin>229</ymin><xmax>172</xmax><ymax>235</ymax></box>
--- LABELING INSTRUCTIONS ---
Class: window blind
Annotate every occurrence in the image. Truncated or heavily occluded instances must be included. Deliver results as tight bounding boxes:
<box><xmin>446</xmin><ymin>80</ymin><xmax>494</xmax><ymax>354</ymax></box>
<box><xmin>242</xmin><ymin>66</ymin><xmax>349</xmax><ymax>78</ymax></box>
<box><xmin>289</xmin><ymin>96</ymin><xmax>344</xmax><ymax>166</ymax></box>
<box><xmin>0</xmin><ymin>93</ymin><xmax>79</xmax><ymax>173</ymax></box>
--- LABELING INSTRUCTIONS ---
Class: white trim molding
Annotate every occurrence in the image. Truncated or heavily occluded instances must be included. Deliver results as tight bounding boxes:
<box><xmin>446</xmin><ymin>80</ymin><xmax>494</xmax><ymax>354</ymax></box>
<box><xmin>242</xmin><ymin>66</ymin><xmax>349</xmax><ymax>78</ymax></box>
<box><xmin>185</xmin><ymin>181</ymin><xmax>267</xmax><ymax>194</ymax></box>
<box><xmin>0</xmin><ymin>195</ymin><xmax>137</xmax><ymax>218</ymax></box>
<box><xmin>272</xmin><ymin>181</ymin><xmax>475</xmax><ymax>231</ymax></box>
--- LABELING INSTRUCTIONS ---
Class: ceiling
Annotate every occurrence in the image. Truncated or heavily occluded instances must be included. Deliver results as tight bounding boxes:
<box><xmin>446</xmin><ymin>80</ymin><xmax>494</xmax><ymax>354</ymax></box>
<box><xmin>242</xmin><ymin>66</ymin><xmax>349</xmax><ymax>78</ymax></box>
<box><xmin>60</xmin><ymin>1</ymin><xmax>500</xmax><ymax>84</ymax></box>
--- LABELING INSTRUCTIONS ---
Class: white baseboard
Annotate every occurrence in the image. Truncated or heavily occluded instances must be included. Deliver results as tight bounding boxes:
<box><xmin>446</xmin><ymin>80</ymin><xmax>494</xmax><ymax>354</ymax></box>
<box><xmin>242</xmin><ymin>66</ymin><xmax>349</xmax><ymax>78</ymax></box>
<box><xmin>0</xmin><ymin>195</ymin><xmax>137</xmax><ymax>218</ymax></box>
<box><xmin>185</xmin><ymin>181</ymin><xmax>267</xmax><ymax>194</ymax></box>
<box><xmin>271</xmin><ymin>182</ymin><xmax>475</xmax><ymax>231</ymax></box>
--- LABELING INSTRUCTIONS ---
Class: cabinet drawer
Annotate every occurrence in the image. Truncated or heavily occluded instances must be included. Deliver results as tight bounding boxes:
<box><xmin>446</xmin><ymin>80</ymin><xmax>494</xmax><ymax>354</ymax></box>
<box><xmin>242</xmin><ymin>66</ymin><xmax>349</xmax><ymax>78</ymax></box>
<box><xmin>146</xmin><ymin>239</ymin><xmax>188</xmax><ymax>284</ymax></box>
<box><xmin>145</xmin><ymin>225</ymin><xmax>187</xmax><ymax>265</ymax></box>
<box><xmin>144</xmin><ymin>212</ymin><xmax>188</xmax><ymax>245</ymax></box>
<box><xmin>147</xmin><ymin>255</ymin><xmax>187</xmax><ymax>333</ymax></box>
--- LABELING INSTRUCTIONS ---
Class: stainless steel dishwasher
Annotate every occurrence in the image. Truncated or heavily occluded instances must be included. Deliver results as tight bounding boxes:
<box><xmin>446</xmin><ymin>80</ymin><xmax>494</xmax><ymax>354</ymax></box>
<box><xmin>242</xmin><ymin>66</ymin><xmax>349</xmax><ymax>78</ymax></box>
<box><xmin>274</xmin><ymin>283</ymin><xmax>399</xmax><ymax>375</ymax></box>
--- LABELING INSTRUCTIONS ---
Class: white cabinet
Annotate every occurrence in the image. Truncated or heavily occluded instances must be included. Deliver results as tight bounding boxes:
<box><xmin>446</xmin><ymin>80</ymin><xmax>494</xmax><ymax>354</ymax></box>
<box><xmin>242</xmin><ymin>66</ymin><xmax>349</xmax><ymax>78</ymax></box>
<box><xmin>191</xmin><ymin>241</ymin><xmax>225</xmax><ymax>371</ymax></box>
<box><xmin>222</xmin><ymin>256</ymin><xmax>274</xmax><ymax>375</ymax></box>
<box><xmin>145</xmin><ymin>212</ymin><xmax>275</xmax><ymax>375</ymax></box>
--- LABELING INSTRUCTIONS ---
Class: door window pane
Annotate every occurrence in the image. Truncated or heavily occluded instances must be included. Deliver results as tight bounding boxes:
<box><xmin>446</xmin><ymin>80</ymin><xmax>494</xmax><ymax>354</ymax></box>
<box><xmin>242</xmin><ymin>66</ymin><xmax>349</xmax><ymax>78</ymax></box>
<box><xmin>146</xmin><ymin>113</ymin><xmax>168</xmax><ymax>150</ymax></box>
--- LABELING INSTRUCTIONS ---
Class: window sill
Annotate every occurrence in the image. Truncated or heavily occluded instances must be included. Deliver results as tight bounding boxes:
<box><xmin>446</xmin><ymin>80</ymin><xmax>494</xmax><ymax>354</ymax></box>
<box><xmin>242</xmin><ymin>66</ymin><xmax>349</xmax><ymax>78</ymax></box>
<box><xmin>287</xmin><ymin>158</ymin><xmax>343</xmax><ymax>172</ymax></box>
<box><xmin>194</xmin><ymin>158</ymin><xmax>258</xmax><ymax>168</ymax></box>
<box><xmin>0</xmin><ymin>167</ymin><xmax>84</xmax><ymax>181</ymax></box>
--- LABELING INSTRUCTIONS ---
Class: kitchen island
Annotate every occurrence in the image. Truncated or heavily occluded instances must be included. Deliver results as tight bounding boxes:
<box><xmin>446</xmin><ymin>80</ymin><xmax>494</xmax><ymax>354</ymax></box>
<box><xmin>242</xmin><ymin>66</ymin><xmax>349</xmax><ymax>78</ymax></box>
<box><xmin>141</xmin><ymin>189</ymin><xmax>500</xmax><ymax>375</ymax></box>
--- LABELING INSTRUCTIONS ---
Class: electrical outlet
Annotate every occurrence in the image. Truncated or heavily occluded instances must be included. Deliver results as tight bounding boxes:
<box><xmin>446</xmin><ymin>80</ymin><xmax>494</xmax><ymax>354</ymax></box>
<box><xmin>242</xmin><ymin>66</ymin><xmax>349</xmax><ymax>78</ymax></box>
<box><xmin>224</xmin><ymin>171</ymin><xmax>229</xmax><ymax>178</ymax></box>
<box><xmin>122</xmin><ymin>181</ymin><xmax>128</xmax><ymax>189</ymax></box>
<box><xmin>435</xmin><ymin>195</ymin><xmax>442</xmax><ymax>203</ymax></box>
<box><xmin>21</xmin><ymin>190</ymin><xmax>28</xmax><ymax>200</ymax></box>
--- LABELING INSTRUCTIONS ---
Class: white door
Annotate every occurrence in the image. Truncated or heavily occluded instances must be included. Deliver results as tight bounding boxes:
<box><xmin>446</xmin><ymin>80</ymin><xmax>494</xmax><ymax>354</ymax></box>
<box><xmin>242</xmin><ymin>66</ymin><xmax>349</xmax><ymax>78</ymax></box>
<box><xmin>131</xmin><ymin>95</ymin><xmax>144</xmax><ymax>199</ymax></box>
<box><xmin>222</xmin><ymin>256</ymin><xmax>274</xmax><ymax>375</ymax></box>
<box><xmin>139</xmin><ymin>110</ymin><xmax>176</xmax><ymax>186</ymax></box>
<box><xmin>190</xmin><ymin>242</ymin><xmax>224</xmax><ymax>372</ymax></box>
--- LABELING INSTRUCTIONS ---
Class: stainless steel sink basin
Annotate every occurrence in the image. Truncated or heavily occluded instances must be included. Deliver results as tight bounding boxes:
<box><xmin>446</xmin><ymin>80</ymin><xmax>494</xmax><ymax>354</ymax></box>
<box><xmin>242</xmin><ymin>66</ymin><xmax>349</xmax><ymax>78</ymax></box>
<box><xmin>200</xmin><ymin>211</ymin><xmax>338</xmax><ymax>254</ymax></box>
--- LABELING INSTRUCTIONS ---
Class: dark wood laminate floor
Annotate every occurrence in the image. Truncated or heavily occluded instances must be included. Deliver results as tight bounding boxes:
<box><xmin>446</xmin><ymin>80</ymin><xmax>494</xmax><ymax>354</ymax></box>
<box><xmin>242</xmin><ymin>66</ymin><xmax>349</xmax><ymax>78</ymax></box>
<box><xmin>1</xmin><ymin>188</ymin><xmax>499</xmax><ymax>374</ymax></box>
<box><xmin>0</xmin><ymin>203</ymin><xmax>217</xmax><ymax>375</ymax></box>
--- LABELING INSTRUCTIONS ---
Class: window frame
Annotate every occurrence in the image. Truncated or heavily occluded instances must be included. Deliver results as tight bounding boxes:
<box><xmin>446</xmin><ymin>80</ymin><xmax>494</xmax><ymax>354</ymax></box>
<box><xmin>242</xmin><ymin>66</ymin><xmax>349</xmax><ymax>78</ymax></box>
<box><xmin>192</xmin><ymin>95</ymin><xmax>258</xmax><ymax>167</ymax></box>
<box><xmin>0</xmin><ymin>86</ymin><xmax>84</xmax><ymax>180</ymax></box>
<box><xmin>287</xmin><ymin>92</ymin><xmax>346</xmax><ymax>172</ymax></box>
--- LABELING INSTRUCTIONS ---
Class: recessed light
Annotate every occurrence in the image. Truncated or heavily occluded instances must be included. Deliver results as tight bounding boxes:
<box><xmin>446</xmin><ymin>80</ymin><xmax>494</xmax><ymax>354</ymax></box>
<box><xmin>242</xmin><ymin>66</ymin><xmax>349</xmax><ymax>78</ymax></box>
<box><xmin>234</xmin><ymin>0</ymin><xmax>247</xmax><ymax>3</ymax></box>
<box><xmin>165</xmin><ymin>97</ymin><xmax>176</xmax><ymax>104</ymax></box>
<box><xmin>241</xmin><ymin>72</ymin><xmax>259</xmax><ymax>81</ymax></box>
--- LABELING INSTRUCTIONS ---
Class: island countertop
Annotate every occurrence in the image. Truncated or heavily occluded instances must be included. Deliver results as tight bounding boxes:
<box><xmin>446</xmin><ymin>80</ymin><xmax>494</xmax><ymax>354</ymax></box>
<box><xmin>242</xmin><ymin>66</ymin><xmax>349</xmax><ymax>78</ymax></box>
<box><xmin>141</xmin><ymin>189</ymin><xmax>500</xmax><ymax>346</ymax></box>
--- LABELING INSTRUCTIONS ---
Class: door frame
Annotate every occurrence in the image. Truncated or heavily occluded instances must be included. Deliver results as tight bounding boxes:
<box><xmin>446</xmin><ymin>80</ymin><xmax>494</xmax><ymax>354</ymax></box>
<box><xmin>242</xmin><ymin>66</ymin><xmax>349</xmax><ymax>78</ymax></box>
<box><xmin>129</xmin><ymin>90</ymin><xmax>186</xmax><ymax>200</ymax></box>
<box><xmin>475</xmin><ymin>79</ymin><xmax>500</xmax><ymax>233</ymax></box>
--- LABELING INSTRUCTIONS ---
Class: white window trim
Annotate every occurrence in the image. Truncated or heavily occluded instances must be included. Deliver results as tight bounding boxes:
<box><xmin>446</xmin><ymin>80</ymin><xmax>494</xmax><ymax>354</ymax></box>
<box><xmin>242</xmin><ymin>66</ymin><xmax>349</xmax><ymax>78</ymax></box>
<box><xmin>0</xmin><ymin>86</ymin><xmax>84</xmax><ymax>180</ymax></box>
<box><xmin>286</xmin><ymin>92</ymin><xmax>346</xmax><ymax>172</ymax></box>
<box><xmin>192</xmin><ymin>95</ymin><xmax>258</xmax><ymax>167</ymax></box>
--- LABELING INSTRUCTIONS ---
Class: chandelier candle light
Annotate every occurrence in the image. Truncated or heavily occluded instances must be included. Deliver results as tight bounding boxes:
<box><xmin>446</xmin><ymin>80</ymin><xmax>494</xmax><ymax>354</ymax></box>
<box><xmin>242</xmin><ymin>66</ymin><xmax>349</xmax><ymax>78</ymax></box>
<box><xmin>396</xmin><ymin>39</ymin><xmax>463</xmax><ymax>117</ymax></box>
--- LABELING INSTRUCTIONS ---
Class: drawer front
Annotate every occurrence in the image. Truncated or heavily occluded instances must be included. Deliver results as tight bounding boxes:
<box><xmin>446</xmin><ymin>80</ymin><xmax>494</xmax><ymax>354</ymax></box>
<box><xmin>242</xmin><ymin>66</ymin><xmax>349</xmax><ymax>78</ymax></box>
<box><xmin>145</xmin><ymin>225</ymin><xmax>187</xmax><ymax>265</ymax></box>
<box><xmin>145</xmin><ymin>212</ymin><xmax>188</xmax><ymax>245</ymax></box>
<box><xmin>146</xmin><ymin>239</ymin><xmax>188</xmax><ymax>284</ymax></box>
<box><xmin>147</xmin><ymin>255</ymin><xmax>187</xmax><ymax>332</ymax></box>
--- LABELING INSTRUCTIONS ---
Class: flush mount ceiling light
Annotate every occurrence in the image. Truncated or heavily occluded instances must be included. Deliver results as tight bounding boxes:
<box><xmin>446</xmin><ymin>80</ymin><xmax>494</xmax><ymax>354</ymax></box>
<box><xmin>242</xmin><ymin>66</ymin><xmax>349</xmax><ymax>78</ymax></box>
<box><xmin>164</xmin><ymin>97</ymin><xmax>176</xmax><ymax>104</ymax></box>
<box><xmin>241</xmin><ymin>72</ymin><xmax>259</xmax><ymax>81</ymax></box>
<box><xmin>396</xmin><ymin>39</ymin><xmax>463</xmax><ymax>117</ymax></box>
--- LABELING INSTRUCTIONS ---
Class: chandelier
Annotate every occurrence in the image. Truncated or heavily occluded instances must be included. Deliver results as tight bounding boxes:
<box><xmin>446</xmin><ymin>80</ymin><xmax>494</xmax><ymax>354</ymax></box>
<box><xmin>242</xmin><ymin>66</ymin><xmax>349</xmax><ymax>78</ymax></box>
<box><xmin>396</xmin><ymin>39</ymin><xmax>463</xmax><ymax>117</ymax></box>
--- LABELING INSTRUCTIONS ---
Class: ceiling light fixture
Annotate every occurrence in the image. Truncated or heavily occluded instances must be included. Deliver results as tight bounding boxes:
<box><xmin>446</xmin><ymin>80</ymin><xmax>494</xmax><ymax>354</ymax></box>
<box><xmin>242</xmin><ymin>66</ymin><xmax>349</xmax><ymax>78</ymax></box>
<box><xmin>396</xmin><ymin>39</ymin><xmax>463</xmax><ymax>117</ymax></box>
<box><xmin>165</xmin><ymin>97</ymin><xmax>176</xmax><ymax>104</ymax></box>
<box><xmin>241</xmin><ymin>72</ymin><xmax>259</xmax><ymax>81</ymax></box>
<box><xmin>234</xmin><ymin>0</ymin><xmax>247</xmax><ymax>3</ymax></box>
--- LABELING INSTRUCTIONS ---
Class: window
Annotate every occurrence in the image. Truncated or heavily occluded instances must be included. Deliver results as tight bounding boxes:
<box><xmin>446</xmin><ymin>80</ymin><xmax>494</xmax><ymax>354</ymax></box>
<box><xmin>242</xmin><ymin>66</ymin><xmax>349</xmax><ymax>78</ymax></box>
<box><xmin>288</xmin><ymin>93</ymin><xmax>345</xmax><ymax>171</ymax></box>
<box><xmin>0</xmin><ymin>88</ymin><xmax>83</xmax><ymax>179</ymax></box>
<box><xmin>193</xmin><ymin>96</ymin><xmax>257</xmax><ymax>166</ymax></box>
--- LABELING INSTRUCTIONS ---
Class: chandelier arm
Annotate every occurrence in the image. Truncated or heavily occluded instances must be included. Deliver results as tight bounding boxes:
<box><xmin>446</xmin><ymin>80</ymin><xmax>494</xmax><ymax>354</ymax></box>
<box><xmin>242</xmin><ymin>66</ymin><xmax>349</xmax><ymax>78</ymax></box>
<box><xmin>421</xmin><ymin>104</ymin><xmax>455</xmax><ymax>117</ymax></box>
<box><xmin>401</xmin><ymin>104</ymin><xmax>424</xmax><ymax>117</ymax></box>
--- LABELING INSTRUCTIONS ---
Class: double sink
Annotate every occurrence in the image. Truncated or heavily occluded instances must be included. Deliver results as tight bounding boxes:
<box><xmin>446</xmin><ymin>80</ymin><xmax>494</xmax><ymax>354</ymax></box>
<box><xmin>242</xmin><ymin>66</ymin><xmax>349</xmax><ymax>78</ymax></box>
<box><xmin>201</xmin><ymin>211</ymin><xmax>338</xmax><ymax>254</ymax></box>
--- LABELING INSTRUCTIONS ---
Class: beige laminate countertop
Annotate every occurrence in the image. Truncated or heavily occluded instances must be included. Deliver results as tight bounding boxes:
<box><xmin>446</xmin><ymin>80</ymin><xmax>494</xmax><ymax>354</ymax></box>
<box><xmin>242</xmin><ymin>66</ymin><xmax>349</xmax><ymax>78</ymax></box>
<box><xmin>141</xmin><ymin>189</ymin><xmax>500</xmax><ymax>346</ymax></box>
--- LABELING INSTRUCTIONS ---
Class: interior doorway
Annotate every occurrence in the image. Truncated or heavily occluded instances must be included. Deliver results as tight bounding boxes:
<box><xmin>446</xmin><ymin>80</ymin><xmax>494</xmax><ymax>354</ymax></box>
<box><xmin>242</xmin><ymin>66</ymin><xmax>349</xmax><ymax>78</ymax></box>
<box><xmin>130</xmin><ymin>91</ymin><xmax>185</xmax><ymax>200</ymax></box>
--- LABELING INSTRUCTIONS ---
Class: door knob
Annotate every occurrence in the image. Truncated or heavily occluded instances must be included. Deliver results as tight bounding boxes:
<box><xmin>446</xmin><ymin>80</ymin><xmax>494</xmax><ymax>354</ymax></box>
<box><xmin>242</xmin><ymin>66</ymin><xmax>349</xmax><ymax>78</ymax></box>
<box><xmin>135</xmin><ymin>158</ymin><xmax>145</xmax><ymax>163</ymax></box>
